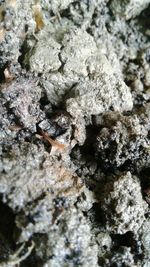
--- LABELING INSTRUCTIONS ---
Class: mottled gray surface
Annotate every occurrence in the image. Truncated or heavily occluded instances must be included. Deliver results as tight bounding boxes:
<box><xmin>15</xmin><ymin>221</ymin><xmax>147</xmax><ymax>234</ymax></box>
<box><xmin>0</xmin><ymin>0</ymin><xmax>150</xmax><ymax>266</ymax></box>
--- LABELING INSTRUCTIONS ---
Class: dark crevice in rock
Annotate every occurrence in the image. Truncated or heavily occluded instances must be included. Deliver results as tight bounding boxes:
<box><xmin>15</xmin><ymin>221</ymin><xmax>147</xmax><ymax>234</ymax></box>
<box><xmin>20</xmin><ymin>234</ymin><xmax>47</xmax><ymax>267</ymax></box>
<box><xmin>111</xmin><ymin>232</ymin><xmax>144</xmax><ymax>262</ymax></box>
<box><xmin>89</xmin><ymin>203</ymin><xmax>106</xmax><ymax>227</ymax></box>
<box><xmin>0</xmin><ymin>200</ymin><xmax>16</xmax><ymax>261</ymax></box>
<box><xmin>18</xmin><ymin>39</ymin><xmax>30</xmax><ymax>69</ymax></box>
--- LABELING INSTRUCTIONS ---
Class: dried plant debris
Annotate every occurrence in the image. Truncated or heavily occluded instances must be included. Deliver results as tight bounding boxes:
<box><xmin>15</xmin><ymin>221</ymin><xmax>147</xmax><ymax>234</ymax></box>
<box><xmin>0</xmin><ymin>0</ymin><xmax>150</xmax><ymax>266</ymax></box>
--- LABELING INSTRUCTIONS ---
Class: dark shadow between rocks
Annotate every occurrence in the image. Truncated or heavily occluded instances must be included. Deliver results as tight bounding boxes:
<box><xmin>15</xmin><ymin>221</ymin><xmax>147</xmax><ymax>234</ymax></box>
<box><xmin>88</xmin><ymin>203</ymin><xmax>106</xmax><ymax>228</ymax></box>
<box><xmin>20</xmin><ymin>234</ymin><xmax>48</xmax><ymax>267</ymax></box>
<box><xmin>0</xmin><ymin>199</ymin><xmax>16</xmax><ymax>262</ymax></box>
<box><xmin>111</xmin><ymin>231</ymin><xmax>143</xmax><ymax>262</ymax></box>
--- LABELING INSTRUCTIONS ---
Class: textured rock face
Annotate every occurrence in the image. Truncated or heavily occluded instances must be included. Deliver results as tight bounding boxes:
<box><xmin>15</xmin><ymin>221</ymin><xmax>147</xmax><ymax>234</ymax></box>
<box><xmin>0</xmin><ymin>1</ymin><xmax>35</xmax><ymax>67</ymax></box>
<box><xmin>95</xmin><ymin>112</ymin><xmax>150</xmax><ymax>170</ymax></box>
<box><xmin>66</xmin><ymin>54</ymin><xmax>133</xmax><ymax>116</ymax></box>
<box><xmin>0</xmin><ymin>0</ymin><xmax>150</xmax><ymax>266</ymax></box>
<box><xmin>101</xmin><ymin>172</ymin><xmax>147</xmax><ymax>234</ymax></box>
<box><xmin>111</xmin><ymin>0</ymin><xmax>150</xmax><ymax>20</ymax></box>
<box><xmin>1</xmin><ymin>78</ymin><xmax>43</xmax><ymax>131</ymax></box>
<box><xmin>29</xmin><ymin>33</ymin><xmax>61</xmax><ymax>73</ymax></box>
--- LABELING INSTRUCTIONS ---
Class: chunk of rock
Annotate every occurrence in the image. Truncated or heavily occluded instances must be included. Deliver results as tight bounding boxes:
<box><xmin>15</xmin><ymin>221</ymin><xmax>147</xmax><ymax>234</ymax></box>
<box><xmin>0</xmin><ymin>142</ymin><xmax>83</xmax><ymax>210</ymax></box>
<box><xmin>111</xmin><ymin>0</ymin><xmax>150</xmax><ymax>20</ymax></box>
<box><xmin>61</xmin><ymin>28</ymin><xmax>97</xmax><ymax>77</ymax></box>
<box><xmin>0</xmin><ymin>1</ymin><xmax>35</xmax><ymax>67</ymax></box>
<box><xmin>100</xmin><ymin>172</ymin><xmax>147</xmax><ymax>234</ymax></box>
<box><xmin>1</xmin><ymin>78</ymin><xmax>43</xmax><ymax>131</ymax></box>
<box><xmin>41</xmin><ymin>0</ymin><xmax>75</xmax><ymax>13</ymax></box>
<box><xmin>141</xmin><ymin>219</ymin><xmax>150</xmax><ymax>266</ymax></box>
<box><xmin>95</xmin><ymin>112</ymin><xmax>150</xmax><ymax>170</ymax></box>
<box><xmin>28</xmin><ymin>28</ymin><xmax>61</xmax><ymax>74</ymax></box>
<box><xmin>43</xmin><ymin>208</ymin><xmax>98</xmax><ymax>267</ymax></box>
<box><xmin>66</xmin><ymin>54</ymin><xmax>133</xmax><ymax>117</ymax></box>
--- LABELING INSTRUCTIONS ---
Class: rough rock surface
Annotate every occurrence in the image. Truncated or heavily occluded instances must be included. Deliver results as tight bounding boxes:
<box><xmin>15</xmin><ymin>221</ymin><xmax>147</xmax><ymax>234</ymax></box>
<box><xmin>0</xmin><ymin>0</ymin><xmax>150</xmax><ymax>266</ymax></box>
<box><xmin>100</xmin><ymin>172</ymin><xmax>147</xmax><ymax>234</ymax></box>
<box><xmin>95</xmin><ymin>111</ymin><xmax>150</xmax><ymax>171</ymax></box>
<box><xmin>111</xmin><ymin>0</ymin><xmax>150</xmax><ymax>20</ymax></box>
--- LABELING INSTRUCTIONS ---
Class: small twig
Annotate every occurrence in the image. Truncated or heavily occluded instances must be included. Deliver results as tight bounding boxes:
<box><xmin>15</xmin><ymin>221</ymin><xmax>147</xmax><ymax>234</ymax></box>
<box><xmin>10</xmin><ymin>243</ymin><xmax>25</xmax><ymax>260</ymax></box>
<box><xmin>50</xmin><ymin>12</ymin><xmax>62</xmax><ymax>24</ymax></box>
<box><xmin>0</xmin><ymin>241</ymin><xmax>35</xmax><ymax>267</ymax></box>
<box><xmin>40</xmin><ymin>130</ymin><xmax>65</xmax><ymax>149</ymax></box>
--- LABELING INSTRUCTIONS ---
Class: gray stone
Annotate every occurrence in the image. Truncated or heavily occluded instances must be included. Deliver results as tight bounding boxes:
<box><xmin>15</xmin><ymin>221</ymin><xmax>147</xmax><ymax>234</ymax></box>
<box><xmin>101</xmin><ymin>172</ymin><xmax>147</xmax><ymax>234</ymax></box>
<box><xmin>111</xmin><ymin>0</ymin><xmax>150</xmax><ymax>20</ymax></box>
